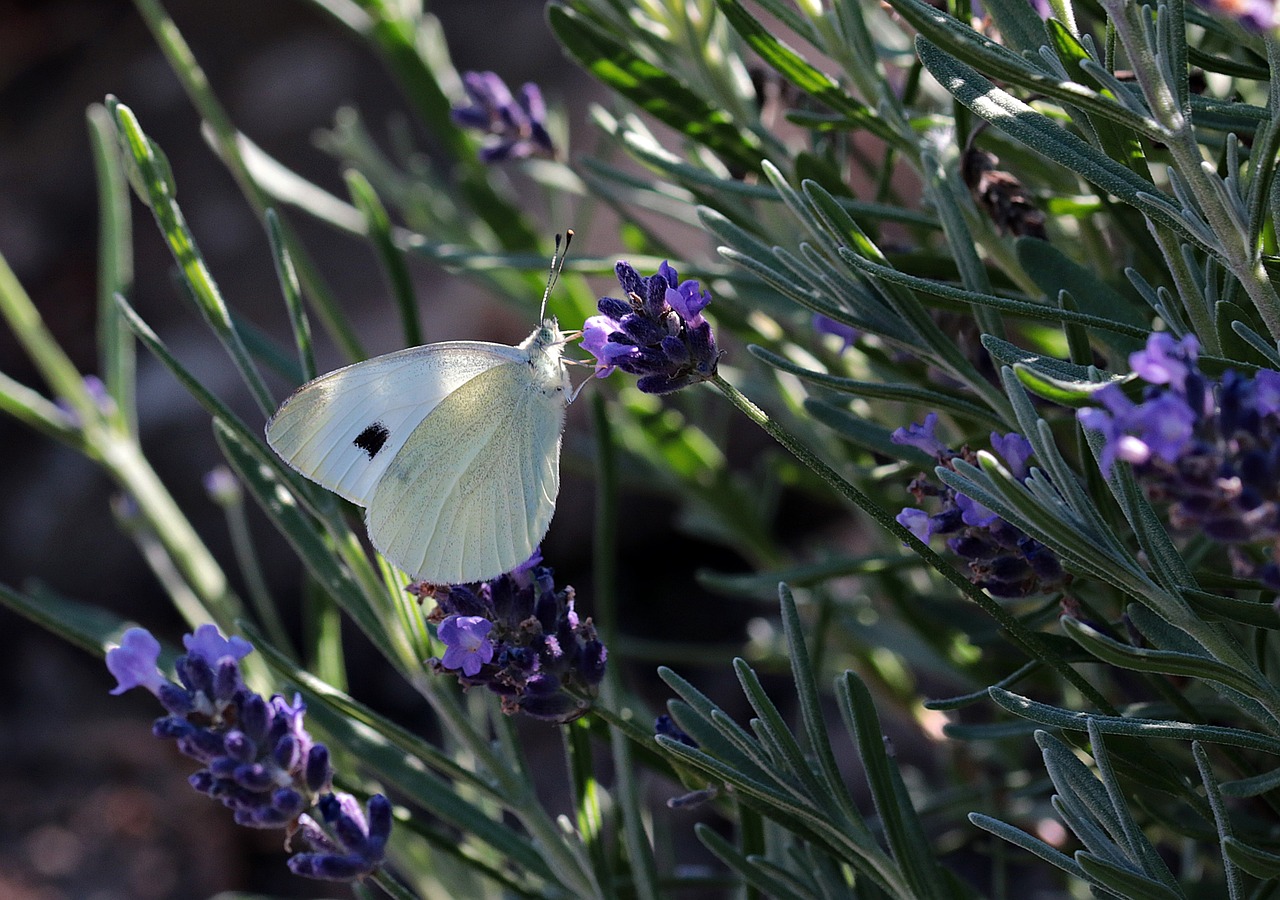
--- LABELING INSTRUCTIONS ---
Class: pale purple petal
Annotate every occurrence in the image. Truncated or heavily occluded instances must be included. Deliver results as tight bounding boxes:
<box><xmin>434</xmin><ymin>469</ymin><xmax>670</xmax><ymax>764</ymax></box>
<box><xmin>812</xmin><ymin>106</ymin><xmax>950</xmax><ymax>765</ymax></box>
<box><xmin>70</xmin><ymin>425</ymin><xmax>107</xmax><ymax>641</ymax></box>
<box><xmin>956</xmin><ymin>493</ymin><xmax>999</xmax><ymax>527</ymax></box>
<box><xmin>891</xmin><ymin>413</ymin><xmax>947</xmax><ymax>457</ymax></box>
<box><xmin>1255</xmin><ymin>369</ymin><xmax>1280</xmax><ymax>416</ymax></box>
<box><xmin>183</xmin><ymin>624</ymin><xmax>253</xmax><ymax>666</ymax></box>
<box><xmin>107</xmin><ymin>628</ymin><xmax>166</xmax><ymax>695</ymax></box>
<box><xmin>439</xmin><ymin>615</ymin><xmax>495</xmax><ymax>677</ymax></box>
<box><xmin>896</xmin><ymin>508</ymin><xmax>934</xmax><ymax>542</ymax></box>
<box><xmin>990</xmin><ymin>432</ymin><xmax>1034</xmax><ymax>480</ymax></box>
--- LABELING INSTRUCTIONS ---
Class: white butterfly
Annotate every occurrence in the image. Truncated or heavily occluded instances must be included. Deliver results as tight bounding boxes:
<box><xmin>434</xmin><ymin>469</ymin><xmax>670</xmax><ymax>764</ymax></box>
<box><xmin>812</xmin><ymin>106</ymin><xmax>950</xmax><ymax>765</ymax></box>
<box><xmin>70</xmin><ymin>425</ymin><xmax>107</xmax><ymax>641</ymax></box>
<box><xmin>265</xmin><ymin>319</ymin><xmax>571</xmax><ymax>586</ymax></box>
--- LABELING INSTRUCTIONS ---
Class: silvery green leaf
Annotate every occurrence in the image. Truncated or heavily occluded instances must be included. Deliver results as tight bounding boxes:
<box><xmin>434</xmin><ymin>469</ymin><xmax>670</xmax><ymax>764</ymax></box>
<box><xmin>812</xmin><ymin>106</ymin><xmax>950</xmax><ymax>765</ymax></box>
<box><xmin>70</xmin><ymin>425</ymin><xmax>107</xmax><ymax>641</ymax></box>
<box><xmin>748</xmin><ymin>345</ymin><xmax>1002</xmax><ymax>425</ymax></box>
<box><xmin>989</xmin><ymin>688</ymin><xmax>1280</xmax><ymax>755</ymax></box>
<box><xmin>913</xmin><ymin>40</ymin><xmax>1198</xmax><ymax>245</ymax></box>
<box><xmin>1222</xmin><ymin>837</ymin><xmax>1280</xmax><ymax>879</ymax></box>
<box><xmin>1075</xmin><ymin>853</ymin><xmax>1185</xmax><ymax>900</ymax></box>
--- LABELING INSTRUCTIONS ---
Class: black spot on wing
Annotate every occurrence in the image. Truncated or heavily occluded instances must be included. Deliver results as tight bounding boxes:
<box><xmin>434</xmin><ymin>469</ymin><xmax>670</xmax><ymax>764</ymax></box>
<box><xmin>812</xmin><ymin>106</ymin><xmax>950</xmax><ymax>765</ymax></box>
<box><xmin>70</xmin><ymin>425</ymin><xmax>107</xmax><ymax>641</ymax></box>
<box><xmin>354</xmin><ymin>422</ymin><xmax>390</xmax><ymax>459</ymax></box>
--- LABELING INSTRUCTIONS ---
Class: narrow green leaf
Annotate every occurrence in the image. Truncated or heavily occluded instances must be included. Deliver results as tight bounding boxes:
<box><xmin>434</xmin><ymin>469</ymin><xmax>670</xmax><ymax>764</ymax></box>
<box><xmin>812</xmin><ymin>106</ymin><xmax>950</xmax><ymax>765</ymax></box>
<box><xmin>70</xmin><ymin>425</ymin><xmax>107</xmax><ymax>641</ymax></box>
<box><xmin>549</xmin><ymin>4</ymin><xmax>764</xmax><ymax>174</ymax></box>
<box><xmin>1193</xmin><ymin>743</ymin><xmax>1244</xmax><ymax>900</ymax></box>
<box><xmin>1088</xmin><ymin>722</ymin><xmax>1182</xmax><ymax>891</ymax></box>
<box><xmin>695</xmin><ymin>824</ymin><xmax>811</xmax><ymax>900</ymax></box>
<box><xmin>982</xmin><ymin>0</ymin><xmax>1048</xmax><ymax>53</ymax></box>
<box><xmin>0</xmin><ymin>581</ymin><xmax>129</xmax><ymax>658</ymax></box>
<box><xmin>1220</xmin><ymin>766</ymin><xmax>1280</xmax><ymax>798</ymax></box>
<box><xmin>778</xmin><ymin>585</ymin><xmax>867</xmax><ymax>832</ymax></box>
<box><xmin>1229</xmin><ymin>319</ymin><xmax>1280</xmax><ymax>368</ymax></box>
<box><xmin>108</xmin><ymin>98</ymin><xmax>276</xmax><ymax>417</ymax></box>
<box><xmin>1223</xmin><ymin>837</ymin><xmax>1280</xmax><ymax>878</ymax></box>
<box><xmin>713</xmin><ymin>0</ymin><xmax>908</xmax><ymax>151</ymax></box>
<box><xmin>990</xmin><ymin>688</ymin><xmax>1280</xmax><ymax>755</ymax></box>
<box><xmin>732</xmin><ymin>659</ymin><xmax>833</xmax><ymax>804</ymax></box>
<box><xmin>836</xmin><ymin>671</ymin><xmax>950</xmax><ymax>898</ymax></box>
<box><xmin>1074</xmin><ymin>852</ymin><xmax>1185</xmax><ymax>900</ymax></box>
<box><xmin>265</xmin><ymin>208</ymin><xmax>316</xmax><ymax>383</ymax></box>
<box><xmin>748</xmin><ymin>345</ymin><xmax>1002</xmax><ymax>424</ymax></box>
<box><xmin>345</xmin><ymin>169</ymin><xmax>421</xmax><ymax>347</ymax></box>
<box><xmin>87</xmin><ymin>103</ymin><xmax>136</xmax><ymax>434</ymax></box>
<box><xmin>886</xmin><ymin>0</ymin><xmax>1165</xmax><ymax>138</ymax></box>
<box><xmin>969</xmin><ymin>812</ymin><xmax>1091</xmax><ymax>881</ymax></box>
<box><xmin>1015</xmin><ymin>237</ymin><xmax>1148</xmax><ymax>353</ymax></box>
<box><xmin>804</xmin><ymin>398</ymin><xmax>936</xmax><ymax>469</ymax></box>
<box><xmin>840</xmin><ymin>249</ymin><xmax>1150</xmax><ymax>338</ymax></box>
<box><xmin>1035</xmin><ymin>731</ymin><xmax>1130</xmax><ymax>860</ymax></box>
<box><xmin>1063</xmin><ymin>617</ymin><xmax>1265</xmax><ymax>698</ymax></box>
<box><xmin>913</xmin><ymin>40</ymin><xmax>1194</xmax><ymax>243</ymax></box>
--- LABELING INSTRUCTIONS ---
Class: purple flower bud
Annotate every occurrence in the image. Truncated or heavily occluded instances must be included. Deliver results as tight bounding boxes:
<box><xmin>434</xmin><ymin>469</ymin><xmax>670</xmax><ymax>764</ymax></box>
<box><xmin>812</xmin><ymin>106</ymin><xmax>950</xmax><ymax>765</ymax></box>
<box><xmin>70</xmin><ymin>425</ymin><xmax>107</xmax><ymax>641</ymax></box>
<box><xmin>581</xmin><ymin>261</ymin><xmax>718</xmax><ymax>393</ymax></box>
<box><xmin>223</xmin><ymin>731</ymin><xmax>256</xmax><ymax>763</ymax></box>
<box><xmin>655</xmin><ymin>714</ymin><xmax>698</xmax><ymax>748</ymax></box>
<box><xmin>956</xmin><ymin>493</ymin><xmax>999</xmax><ymax>528</ymax></box>
<box><xmin>305</xmin><ymin>745</ymin><xmax>331</xmax><ymax>794</ymax></box>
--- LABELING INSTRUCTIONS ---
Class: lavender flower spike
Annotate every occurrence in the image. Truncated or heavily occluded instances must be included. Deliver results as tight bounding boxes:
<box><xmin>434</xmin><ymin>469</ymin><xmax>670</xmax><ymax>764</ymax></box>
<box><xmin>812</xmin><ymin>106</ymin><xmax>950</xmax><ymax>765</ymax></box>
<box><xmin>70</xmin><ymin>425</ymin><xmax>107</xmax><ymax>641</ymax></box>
<box><xmin>107</xmin><ymin>623</ymin><xmax>390</xmax><ymax>882</ymax></box>
<box><xmin>891</xmin><ymin>413</ymin><xmax>948</xmax><ymax>458</ymax></box>
<box><xmin>451</xmin><ymin>70</ymin><xmax>556</xmax><ymax>162</ymax></box>
<box><xmin>581</xmin><ymin>261</ymin><xmax>719</xmax><ymax>394</ymax></box>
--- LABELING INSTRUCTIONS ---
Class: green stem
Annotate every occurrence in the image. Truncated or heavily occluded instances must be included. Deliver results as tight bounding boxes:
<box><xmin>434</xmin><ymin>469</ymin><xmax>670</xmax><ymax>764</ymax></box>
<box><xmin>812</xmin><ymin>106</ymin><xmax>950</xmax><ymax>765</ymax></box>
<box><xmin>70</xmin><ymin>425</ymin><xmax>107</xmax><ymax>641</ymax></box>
<box><xmin>708</xmin><ymin>372</ymin><xmax>1117</xmax><ymax>714</ymax></box>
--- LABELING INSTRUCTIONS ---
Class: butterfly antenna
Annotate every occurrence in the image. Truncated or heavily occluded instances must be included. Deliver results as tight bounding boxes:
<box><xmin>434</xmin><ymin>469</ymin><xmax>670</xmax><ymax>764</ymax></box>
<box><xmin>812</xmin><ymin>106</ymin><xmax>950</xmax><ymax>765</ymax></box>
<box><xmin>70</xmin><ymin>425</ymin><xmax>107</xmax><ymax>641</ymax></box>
<box><xmin>540</xmin><ymin>229</ymin><xmax>574</xmax><ymax>320</ymax></box>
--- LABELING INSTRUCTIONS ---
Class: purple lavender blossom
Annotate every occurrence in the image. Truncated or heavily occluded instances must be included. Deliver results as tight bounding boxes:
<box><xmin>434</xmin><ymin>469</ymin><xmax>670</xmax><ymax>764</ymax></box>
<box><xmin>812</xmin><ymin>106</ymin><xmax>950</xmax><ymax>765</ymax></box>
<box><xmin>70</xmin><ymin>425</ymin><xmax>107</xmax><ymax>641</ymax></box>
<box><xmin>813</xmin><ymin>314</ymin><xmax>860</xmax><ymax>353</ymax></box>
<box><xmin>107</xmin><ymin>627</ymin><xmax>166</xmax><ymax>695</ymax></box>
<box><xmin>1129</xmin><ymin>333</ymin><xmax>1199</xmax><ymax>393</ymax></box>
<box><xmin>891</xmin><ymin>413</ymin><xmax>948</xmax><ymax>457</ymax></box>
<box><xmin>438</xmin><ymin>615</ymin><xmax>495</xmax><ymax>677</ymax></box>
<box><xmin>451</xmin><ymin>71</ymin><xmax>556</xmax><ymax>162</ymax></box>
<box><xmin>288</xmin><ymin>793</ymin><xmax>391</xmax><ymax>882</ymax></box>
<box><xmin>581</xmin><ymin>261</ymin><xmax>719</xmax><ymax>394</ymax></box>
<box><xmin>1078</xmin><ymin>332</ymin><xmax>1280</xmax><ymax>588</ymax></box>
<box><xmin>107</xmin><ymin>624</ymin><xmax>391</xmax><ymax>882</ymax></box>
<box><xmin>416</xmin><ymin>549</ymin><xmax>606</xmax><ymax>722</ymax></box>
<box><xmin>896</xmin><ymin>424</ymin><xmax>1065</xmax><ymax>597</ymax></box>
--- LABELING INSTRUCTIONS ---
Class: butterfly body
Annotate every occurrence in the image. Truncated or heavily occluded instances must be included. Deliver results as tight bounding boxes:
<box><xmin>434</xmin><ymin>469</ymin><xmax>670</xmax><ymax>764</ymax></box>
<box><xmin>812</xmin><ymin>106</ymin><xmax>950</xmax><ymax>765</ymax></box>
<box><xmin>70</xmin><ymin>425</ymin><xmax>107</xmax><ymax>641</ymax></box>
<box><xmin>266</xmin><ymin>319</ymin><xmax>570</xmax><ymax>585</ymax></box>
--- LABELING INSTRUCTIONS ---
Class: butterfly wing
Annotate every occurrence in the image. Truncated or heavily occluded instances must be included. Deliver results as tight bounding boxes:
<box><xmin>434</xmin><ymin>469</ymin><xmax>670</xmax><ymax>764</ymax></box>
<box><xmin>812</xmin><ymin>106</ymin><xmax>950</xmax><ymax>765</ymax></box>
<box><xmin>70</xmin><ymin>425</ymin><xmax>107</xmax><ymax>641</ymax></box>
<box><xmin>265</xmin><ymin>341</ymin><xmax>524</xmax><ymax>505</ymax></box>
<box><xmin>365</xmin><ymin>358</ymin><xmax>567</xmax><ymax>584</ymax></box>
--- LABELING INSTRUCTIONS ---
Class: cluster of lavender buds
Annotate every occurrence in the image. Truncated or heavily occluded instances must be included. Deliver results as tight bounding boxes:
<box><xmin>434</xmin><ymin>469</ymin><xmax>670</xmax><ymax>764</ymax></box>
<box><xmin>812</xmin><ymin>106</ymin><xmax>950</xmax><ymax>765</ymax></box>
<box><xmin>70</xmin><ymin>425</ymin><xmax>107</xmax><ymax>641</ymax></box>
<box><xmin>415</xmin><ymin>551</ymin><xmax>607</xmax><ymax>723</ymax></box>
<box><xmin>1078</xmin><ymin>332</ymin><xmax>1280</xmax><ymax>591</ymax></box>
<box><xmin>582</xmin><ymin>261</ymin><xmax>719</xmax><ymax>394</ymax></box>
<box><xmin>106</xmin><ymin>625</ymin><xmax>390</xmax><ymax>882</ymax></box>
<box><xmin>894</xmin><ymin>416</ymin><xmax>1066</xmax><ymax>597</ymax></box>
<box><xmin>451</xmin><ymin>70</ymin><xmax>556</xmax><ymax>162</ymax></box>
